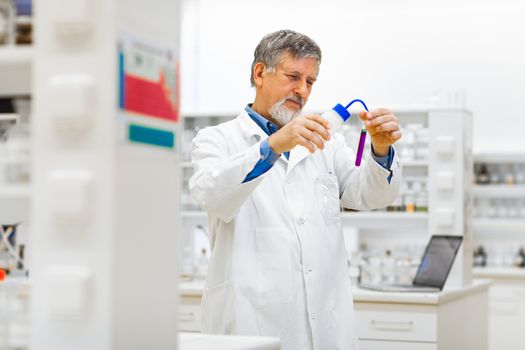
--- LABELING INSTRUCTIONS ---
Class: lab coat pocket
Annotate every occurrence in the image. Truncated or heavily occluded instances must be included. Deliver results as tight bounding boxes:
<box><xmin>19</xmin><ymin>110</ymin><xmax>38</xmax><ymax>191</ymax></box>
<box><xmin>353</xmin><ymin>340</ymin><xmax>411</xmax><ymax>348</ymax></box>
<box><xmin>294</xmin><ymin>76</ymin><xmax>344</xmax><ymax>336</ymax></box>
<box><xmin>315</xmin><ymin>172</ymin><xmax>341</xmax><ymax>225</ymax></box>
<box><xmin>202</xmin><ymin>280</ymin><xmax>235</xmax><ymax>333</ymax></box>
<box><xmin>255</xmin><ymin>227</ymin><xmax>293</xmax><ymax>307</ymax></box>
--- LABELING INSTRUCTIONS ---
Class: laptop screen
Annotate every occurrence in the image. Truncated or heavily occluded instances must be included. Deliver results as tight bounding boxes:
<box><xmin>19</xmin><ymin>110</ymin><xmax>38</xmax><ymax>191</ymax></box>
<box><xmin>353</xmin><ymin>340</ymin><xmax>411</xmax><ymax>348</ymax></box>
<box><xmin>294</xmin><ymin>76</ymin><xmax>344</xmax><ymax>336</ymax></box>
<box><xmin>413</xmin><ymin>235</ymin><xmax>463</xmax><ymax>289</ymax></box>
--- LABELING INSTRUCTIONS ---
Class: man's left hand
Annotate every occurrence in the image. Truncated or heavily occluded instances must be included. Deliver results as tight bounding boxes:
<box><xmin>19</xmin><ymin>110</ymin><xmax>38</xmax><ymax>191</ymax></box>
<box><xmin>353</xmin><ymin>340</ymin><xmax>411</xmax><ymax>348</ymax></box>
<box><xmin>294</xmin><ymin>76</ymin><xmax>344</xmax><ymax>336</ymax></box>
<box><xmin>358</xmin><ymin>108</ymin><xmax>402</xmax><ymax>157</ymax></box>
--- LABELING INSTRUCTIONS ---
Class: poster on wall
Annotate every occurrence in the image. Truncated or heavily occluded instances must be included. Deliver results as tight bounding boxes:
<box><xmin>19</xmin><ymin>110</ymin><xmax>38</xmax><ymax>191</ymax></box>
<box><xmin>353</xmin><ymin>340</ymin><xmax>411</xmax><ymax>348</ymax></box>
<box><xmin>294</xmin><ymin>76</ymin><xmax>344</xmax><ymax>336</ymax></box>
<box><xmin>118</xmin><ymin>34</ymin><xmax>180</xmax><ymax>151</ymax></box>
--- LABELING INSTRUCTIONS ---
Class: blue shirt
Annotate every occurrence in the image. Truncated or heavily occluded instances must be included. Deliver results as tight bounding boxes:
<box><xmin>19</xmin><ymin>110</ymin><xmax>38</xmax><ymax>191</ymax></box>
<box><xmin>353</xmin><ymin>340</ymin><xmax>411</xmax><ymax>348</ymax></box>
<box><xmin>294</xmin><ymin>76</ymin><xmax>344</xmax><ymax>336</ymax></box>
<box><xmin>242</xmin><ymin>105</ymin><xmax>394</xmax><ymax>183</ymax></box>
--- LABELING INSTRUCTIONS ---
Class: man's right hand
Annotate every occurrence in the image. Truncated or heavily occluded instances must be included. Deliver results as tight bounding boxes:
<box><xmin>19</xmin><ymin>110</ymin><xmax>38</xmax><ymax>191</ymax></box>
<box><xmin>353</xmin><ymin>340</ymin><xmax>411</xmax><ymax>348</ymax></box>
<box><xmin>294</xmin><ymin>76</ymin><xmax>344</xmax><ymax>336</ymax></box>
<box><xmin>268</xmin><ymin>115</ymin><xmax>331</xmax><ymax>154</ymax></box>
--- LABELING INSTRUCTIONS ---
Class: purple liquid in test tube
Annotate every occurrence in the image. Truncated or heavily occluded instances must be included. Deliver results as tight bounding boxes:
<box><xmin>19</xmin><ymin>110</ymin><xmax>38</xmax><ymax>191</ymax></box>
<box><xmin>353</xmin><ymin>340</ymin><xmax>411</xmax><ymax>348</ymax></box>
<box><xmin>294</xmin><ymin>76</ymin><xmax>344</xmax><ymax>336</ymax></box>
<box><xmin>355</xmin><ymin>128</ymin><xmax>367</xmax><ymax>166</ymax></box>
<box><xmin>344</xmin><ymin>99</ymin><xmax>369</xmax><ymax>167</ymax></box>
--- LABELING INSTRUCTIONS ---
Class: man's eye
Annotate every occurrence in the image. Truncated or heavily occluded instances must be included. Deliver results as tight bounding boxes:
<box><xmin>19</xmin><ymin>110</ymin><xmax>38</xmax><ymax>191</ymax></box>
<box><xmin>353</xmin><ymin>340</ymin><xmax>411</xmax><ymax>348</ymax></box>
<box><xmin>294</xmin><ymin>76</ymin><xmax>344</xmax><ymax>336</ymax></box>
<box><xmin>287</xmin><ymin>74</ymin><xmax>299</xmax><ymax>80</ymax></box>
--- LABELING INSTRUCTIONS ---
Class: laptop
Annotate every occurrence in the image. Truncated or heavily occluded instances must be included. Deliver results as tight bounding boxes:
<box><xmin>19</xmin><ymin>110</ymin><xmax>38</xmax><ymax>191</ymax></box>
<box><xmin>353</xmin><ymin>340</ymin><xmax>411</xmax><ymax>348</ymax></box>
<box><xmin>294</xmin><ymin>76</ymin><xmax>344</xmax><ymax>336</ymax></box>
<box><xmin>359</xmin><ymin>235</ymin><xmax>463</xmax><ymax>293</ymax></box>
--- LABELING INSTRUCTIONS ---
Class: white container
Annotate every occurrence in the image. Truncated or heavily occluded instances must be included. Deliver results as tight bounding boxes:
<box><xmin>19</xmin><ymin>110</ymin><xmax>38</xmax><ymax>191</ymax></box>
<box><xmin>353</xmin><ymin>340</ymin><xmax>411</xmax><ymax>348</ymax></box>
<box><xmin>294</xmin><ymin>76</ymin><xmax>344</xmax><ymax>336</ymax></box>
<box><xmin>293</xmin><ymin>103</ymin><xmax>351</xmax><ymax>157</ymax></box>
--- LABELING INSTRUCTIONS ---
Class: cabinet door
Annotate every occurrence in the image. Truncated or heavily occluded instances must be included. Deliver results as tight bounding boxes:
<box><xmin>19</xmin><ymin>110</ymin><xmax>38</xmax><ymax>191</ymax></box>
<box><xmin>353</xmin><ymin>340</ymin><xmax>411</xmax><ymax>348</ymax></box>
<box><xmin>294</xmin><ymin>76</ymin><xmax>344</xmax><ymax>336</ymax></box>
<box><xmin>179</xmin><ymin>302</ymin><xmax>202</xmax><ymax>332</ymax></box>
<box><xmin>489</xmin><ymin>301</ymin><xmax>525</xmax><ymax>350</ymax></box>
<box><xmin>359</xmin><ymin>340</ymin><xmax>437</xmax><ymax>350</ymax></box>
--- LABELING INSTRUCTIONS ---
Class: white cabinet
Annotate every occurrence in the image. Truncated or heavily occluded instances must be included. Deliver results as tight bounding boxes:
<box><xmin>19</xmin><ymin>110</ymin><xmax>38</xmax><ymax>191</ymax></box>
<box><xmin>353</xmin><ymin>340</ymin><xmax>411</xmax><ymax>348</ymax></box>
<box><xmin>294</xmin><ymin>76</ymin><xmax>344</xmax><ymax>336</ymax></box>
<box><xmin>354</xmin><ymin>281</ymin><xmax>489</xmax><ymax>350</ymax></box>
<box><xmin>474</xmin><ymin>269</ymin><xmax>525</xmax><ymax>350</ymax></box>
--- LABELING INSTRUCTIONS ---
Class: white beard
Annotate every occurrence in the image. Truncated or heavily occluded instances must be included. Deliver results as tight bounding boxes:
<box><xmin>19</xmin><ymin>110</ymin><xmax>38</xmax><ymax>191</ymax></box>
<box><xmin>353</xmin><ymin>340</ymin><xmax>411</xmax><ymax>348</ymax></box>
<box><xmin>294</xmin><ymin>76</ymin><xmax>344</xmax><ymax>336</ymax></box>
<box><xmin>269</xmin><ymin>96</ymin><xmax>303</xmax><ymax>126</ymax></box>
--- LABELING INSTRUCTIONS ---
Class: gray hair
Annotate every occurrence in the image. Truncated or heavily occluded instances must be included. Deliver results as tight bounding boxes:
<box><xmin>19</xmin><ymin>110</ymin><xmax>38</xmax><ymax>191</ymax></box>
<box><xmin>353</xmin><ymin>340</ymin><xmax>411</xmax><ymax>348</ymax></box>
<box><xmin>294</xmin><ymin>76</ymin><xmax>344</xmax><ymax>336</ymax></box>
<box><xmin>250</xmin><ymin>29</ymin><xmax>322</xmax><ymax>86</ymax></box>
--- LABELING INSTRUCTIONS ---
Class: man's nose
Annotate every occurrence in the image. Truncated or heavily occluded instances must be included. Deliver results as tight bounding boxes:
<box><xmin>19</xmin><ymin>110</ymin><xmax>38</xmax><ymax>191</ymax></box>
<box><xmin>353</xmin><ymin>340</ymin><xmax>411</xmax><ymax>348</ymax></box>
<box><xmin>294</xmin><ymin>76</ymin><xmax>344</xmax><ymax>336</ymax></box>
<box><xmin>294</xmin><ymin>79</ymin><xmax>309</xmax><ymax>99</ymax></box>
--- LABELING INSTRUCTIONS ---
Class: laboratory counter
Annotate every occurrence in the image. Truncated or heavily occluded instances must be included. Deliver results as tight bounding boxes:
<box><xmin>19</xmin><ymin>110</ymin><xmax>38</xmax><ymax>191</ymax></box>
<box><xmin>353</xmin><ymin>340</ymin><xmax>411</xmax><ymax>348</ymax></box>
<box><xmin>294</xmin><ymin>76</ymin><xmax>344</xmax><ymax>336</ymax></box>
<box><xmin>180</xmin><ymin>279</ymin><xmax>491</xmax><ymax>349</ymax></box>
<box><xmin>352</xmin><ymin>278</ymin><xmax>491</xmax><ymax>305</ymax></box>
<box><xmin>473</xmin><ymin>266</ymin><xmax>525</xmax><ymax>279</ymax></box>
<box><xmin>179</xmin><ymin>333</ymin><xmax>280</xmax><ymax>350</ymax></box>
<box><xmin>179</xmin><ymin>278</ymin><xmax>492</xmax><ymax>303</ymax></box>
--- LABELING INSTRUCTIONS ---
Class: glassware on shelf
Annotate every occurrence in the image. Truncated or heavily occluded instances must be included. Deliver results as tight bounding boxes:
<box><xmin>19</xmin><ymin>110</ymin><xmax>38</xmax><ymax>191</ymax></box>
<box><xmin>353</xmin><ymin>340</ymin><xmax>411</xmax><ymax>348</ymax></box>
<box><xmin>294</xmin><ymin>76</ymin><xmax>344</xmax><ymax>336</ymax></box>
<box><xmin>403</xmin><ymin>182</ymin><xmax>415</xmax><ymax>213</ymax></box>
<box><xmin>473</xmin><ymin>245</ymin><xmax>487</xmax><ymax>267</ymax></box>
<box><xmin>475</xmin><ymin>163</ymin><xmax>490</xmax><ymax>185</ymax></box>
<box><xmin>5</xmin><ymin>124</ymin><xmax>30</xmax><ymax>183</ymax></box>
<box><xmin>399</xmin><ymin>124</ymin><xmax>416</xmax><ymax>161</ymax></box>
<box><xmin>182</xmin><ymin>128</ymin><xmax>197</xmax><ymax>161</ymax></box>
<box><xmin>488</xmin><ymin>164</ymin><xmax>500</xmax><ymax>184</ymax></box>
<box><xmin>415</xmin><ymin>127</ymin><xmax>430</xmax><ymax>160</ymax></box>
<box><xmin>508</xmin><ymin>199</ymin><xmax>519</xmax><ymax>218</ymax></box>
<box><xmin>414</xmin><ymin>181</ymin><xmax>428</xmax><ymax>212</ymax></box>
<box><xmin>519</xmin><ymin>199</ymin><xmax>525</xmax><ymax>218</ymax></box>
<box><xmin>502</xmin><ymin>164</ymin><xmax>515</xmax><ymax>185</ymax></box>
<box><xmin>515</xmin><ymin>164</ymin><xmax>525</xmax><ymax>184</ymax></box>
<box><xmin>515</xmin><ymin>247</ymin><xmax>525</xmax><ymax>268</ymax></box>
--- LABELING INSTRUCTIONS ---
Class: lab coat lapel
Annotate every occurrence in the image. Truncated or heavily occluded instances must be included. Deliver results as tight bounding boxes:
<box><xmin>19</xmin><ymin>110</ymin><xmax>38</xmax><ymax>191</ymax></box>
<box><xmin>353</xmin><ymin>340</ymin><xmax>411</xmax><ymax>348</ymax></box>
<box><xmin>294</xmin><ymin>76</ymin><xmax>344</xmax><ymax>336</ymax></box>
<box><xmin>238</xmin><ymin>111</ymin><xmax>289</xmax><ymax>164</ymax></box>
<box><xmin>237</xmin><ymin>110</ymin><xmax>269</xmax><ymax>145</ymax></box>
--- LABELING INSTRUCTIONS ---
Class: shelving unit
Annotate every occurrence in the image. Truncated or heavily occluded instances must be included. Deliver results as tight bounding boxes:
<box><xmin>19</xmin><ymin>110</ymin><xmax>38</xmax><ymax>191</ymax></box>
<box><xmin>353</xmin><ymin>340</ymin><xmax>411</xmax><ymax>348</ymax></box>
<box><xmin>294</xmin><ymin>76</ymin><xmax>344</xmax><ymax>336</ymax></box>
<box><xmin>341</xmin><ymin>211</ymin><xmax>428</xmax><ymax>229</ymax></box>
<box><xmin>0</xmin><ymin>46</ymin><xmax>33</xmax><ymax>224</ymax></box>
<box><xmin>473</xmin><ymin>219</ymin><xmax>525</xmax><ymax>233</ymax></box>
<box><xmin>471</xmin><ymin>154</ymin><xmax>525</xmax><ymax>248</ymax></box>
<box><xmin>473</xmin><ymin>184</ymin><xmax>525</xmax><ymax>197</ymax></box>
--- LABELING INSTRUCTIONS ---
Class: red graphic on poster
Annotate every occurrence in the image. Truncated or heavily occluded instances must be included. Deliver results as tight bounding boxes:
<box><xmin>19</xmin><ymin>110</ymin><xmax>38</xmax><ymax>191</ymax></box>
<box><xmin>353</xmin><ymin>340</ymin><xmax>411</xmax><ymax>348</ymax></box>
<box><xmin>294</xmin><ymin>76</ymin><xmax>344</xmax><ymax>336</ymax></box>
<box><xmin>123</xmin><ymin>68</ymin><xmax>179</xmax><ymax>122</ymax></box>
<box><xmin>119</xmin><ymin>40</ymin><xmax>179</xmax><ymax>123</ymax></box>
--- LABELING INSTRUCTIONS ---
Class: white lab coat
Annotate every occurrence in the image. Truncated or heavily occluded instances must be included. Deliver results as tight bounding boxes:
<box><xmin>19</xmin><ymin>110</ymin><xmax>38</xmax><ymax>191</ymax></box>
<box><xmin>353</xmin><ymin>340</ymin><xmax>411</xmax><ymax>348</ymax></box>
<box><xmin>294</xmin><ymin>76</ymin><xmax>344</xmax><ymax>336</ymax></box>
<box><xmin>189</xmin><ymin>110</ymin><xmax>401</xmax><ymax>350</ymax></box>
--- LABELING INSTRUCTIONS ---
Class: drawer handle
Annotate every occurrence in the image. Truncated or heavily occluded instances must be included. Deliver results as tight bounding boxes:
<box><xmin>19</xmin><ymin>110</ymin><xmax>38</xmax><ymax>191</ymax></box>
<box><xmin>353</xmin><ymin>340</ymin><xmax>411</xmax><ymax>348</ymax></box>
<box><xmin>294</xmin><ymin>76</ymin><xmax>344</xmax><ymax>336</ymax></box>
<box><xmin>370</xmin><ymin>320</ymin><xmax>414</xmax><ymax>331</ymax></box>
<box><xmin>179</xmin><ymin>312</ymin><xmax>196</xmax><ymax>322</ymax></box>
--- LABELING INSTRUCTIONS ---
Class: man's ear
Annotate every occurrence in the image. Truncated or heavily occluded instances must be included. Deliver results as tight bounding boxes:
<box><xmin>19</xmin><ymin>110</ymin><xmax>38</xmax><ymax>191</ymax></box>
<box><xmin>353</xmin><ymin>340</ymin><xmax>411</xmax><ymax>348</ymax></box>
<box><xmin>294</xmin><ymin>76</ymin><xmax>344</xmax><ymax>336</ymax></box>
<box><xmin>253</xmin><ymin>62</ymin><xmax>266</xmax><ymax>87</ymax></box>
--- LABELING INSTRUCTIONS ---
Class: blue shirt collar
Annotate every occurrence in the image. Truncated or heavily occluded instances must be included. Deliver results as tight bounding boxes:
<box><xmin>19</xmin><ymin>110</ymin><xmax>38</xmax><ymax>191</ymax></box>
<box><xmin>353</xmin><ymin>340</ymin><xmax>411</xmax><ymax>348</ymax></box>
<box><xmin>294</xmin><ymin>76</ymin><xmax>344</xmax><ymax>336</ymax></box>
<box><xmin>245</xmin><ymin>104</ymin><xmax>279</xmax><ymax>136</ymax></box>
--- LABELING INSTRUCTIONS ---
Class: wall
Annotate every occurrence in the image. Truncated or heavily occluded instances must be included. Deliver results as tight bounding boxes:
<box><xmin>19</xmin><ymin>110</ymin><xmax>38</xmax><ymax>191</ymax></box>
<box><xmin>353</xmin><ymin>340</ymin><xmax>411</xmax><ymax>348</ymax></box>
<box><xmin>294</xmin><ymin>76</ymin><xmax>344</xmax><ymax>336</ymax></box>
<box><xmin>180</xmin><ymin>0</ymin><xmax>525</xmax><ymax>153</ymax></box>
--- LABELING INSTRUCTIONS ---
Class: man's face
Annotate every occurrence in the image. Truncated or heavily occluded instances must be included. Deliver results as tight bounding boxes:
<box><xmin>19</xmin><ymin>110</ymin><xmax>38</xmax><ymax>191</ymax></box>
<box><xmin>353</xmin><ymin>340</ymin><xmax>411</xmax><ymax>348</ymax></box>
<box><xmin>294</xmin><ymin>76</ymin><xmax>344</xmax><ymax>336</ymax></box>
<box><xmin>259</xmin><ymin>53</ymin><xmax>319</xmax><ymax>124</ymax></box>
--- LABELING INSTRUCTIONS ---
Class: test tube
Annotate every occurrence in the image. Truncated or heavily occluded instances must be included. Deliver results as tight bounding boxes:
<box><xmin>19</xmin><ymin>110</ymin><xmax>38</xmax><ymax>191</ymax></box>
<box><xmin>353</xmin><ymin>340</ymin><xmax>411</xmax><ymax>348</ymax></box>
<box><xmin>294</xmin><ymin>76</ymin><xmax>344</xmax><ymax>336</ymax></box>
<box><xmin>355</xmin><ymin>126</ymin><xmax>366</xmax><ymax>167</ymax></box>
<box><xmin>344</xmin><ymin>99</ymin><xmax>369</xmax><ymax>167</ymax></box>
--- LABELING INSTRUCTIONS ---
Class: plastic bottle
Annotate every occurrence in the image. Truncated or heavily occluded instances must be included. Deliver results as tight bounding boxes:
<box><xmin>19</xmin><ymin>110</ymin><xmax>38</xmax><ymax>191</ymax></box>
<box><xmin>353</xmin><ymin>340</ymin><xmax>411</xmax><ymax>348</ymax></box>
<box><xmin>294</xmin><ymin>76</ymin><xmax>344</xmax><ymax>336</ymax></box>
<box><xmin>292</xmin><ymin>103</ymin><xmax>351</xmax><ymax>157</ymax></box>
<box><xmin>196</xmin><ymin>248</ymin><xmax>209</xmax><ymax>279</ymax></box>
<box><xmin>321</xmin><ymin>103</ymin><xmax>351</xmax><ymax>135</ymax></box>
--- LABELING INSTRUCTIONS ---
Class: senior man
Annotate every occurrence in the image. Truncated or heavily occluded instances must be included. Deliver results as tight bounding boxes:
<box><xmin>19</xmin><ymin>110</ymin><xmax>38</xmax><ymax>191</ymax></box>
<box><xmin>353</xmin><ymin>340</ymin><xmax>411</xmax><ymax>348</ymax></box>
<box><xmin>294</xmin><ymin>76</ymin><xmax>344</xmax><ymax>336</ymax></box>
<box><xmin>190</xmin><ymin>29</ymin><xmax>402</xmax><ymax>350</ymax></box>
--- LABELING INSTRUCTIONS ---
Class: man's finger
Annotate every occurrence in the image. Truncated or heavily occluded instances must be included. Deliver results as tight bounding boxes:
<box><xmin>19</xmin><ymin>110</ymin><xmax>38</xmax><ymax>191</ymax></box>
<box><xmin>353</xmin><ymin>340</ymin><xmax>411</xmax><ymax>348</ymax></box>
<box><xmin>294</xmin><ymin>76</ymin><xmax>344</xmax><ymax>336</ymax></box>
<box><xmin>370</xmin><ymin>107</ymin><xmax>392</xmax><ymax>117</ymax></box>
<box><xmin>297</xmin><ymin>135</ymin><xmax>315</xmax><ymax>153</ymax></box>
<box><xmin>303</xmin><ymin>119</ymin><xmax>330</xmax><ymax>141</ymax></box>
<box><xmin>366</xmin><ymin>114</ymin><xmax>396</xmax><ymax>127</ymax></box>
<box><xmin>304</xmin><ymin>114</ymin><xmax>330</xmax><ymax>130</ymax></box>
<box><xmin>375</xmin><ymin>121</ymin><xmax>399</xmax><ymax>133</ymax></box>
<box><xmin>300</xmin><ymin>128</ymin><xmax>325</xmax><ymax>150</ymax></box>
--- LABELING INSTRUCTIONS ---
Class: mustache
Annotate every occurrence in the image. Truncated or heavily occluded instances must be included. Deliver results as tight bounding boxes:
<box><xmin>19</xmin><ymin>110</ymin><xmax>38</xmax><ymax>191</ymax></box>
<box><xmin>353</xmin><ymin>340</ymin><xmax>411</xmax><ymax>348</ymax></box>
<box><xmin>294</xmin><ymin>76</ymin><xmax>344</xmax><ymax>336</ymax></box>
<box><xmin>284</xmin><ymin>95</ymin><xmax>305</xmax><ymax>108</ymax></box>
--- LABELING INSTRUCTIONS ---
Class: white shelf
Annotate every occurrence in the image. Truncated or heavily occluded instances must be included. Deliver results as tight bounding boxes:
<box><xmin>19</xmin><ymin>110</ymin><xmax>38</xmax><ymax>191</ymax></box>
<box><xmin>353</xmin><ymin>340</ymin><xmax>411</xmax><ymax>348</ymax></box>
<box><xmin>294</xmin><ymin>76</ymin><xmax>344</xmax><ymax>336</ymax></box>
<box><xmin>341</xmin><ymin>211</ymin><xmax>428</xmax><ymax>229</ymax></box>
<box><xmin>0</xmin><ymin>46</ymin><xmax>33</xmax><ymax>96</ymax></box>
<box><xmin>474</xmin><ymin>153</ymin><xmax>525</xmax><ymax>163</ymax></box>
<box><xmin>472</xmin><ymin>218</ymin><xmax>525</xmax><ymax>232</ymax></box>
<box><xmin>0</xmin><ymin>184</ymin><xmax>31</xmax><ymax>198</ymax></box>
<box><xmin>473</xmin><ymin>184</ymin><xmax>525</xmax><ymax>198</ymax></box>
<box><xmin>473</xmin><ymin>267</ymin><xmax>525</xmax><ymax>279</ymax></box>
<box><xmin>400</xmin><ymin>159</ymin><xmax>429</xmax><ymax>167</ymax></box>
